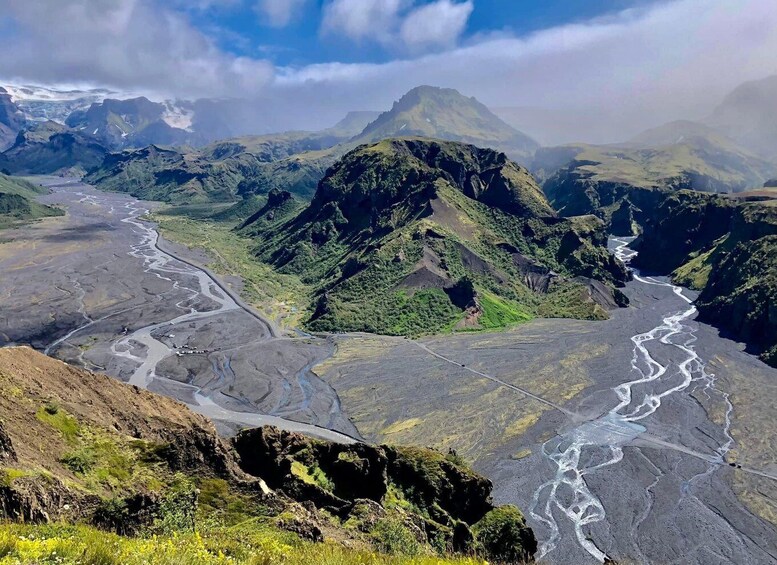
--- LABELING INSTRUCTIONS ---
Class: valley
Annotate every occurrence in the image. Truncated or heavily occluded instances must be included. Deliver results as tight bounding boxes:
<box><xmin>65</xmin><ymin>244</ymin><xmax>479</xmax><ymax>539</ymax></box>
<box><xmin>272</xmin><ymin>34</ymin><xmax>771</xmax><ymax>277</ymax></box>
<box><xmin>1</xmin><ymin>179</ymin><xmax>775</xmax><ymax>563</ymax></box>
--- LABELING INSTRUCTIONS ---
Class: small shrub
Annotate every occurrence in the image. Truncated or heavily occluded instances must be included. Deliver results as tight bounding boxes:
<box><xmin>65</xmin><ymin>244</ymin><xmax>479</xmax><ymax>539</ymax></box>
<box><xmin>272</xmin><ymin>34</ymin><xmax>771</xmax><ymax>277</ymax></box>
<box><xmin>60</xmin><ymin>447</ymin><xmax>96</xmax><ymax>474</ymax></box>
<box><xmin>371</xmin><ymin>517</ymin><xmax>420</xmax><ymax>556</ymax></box>
<box><xmin>473</xmin><ymin>506</ymin><xmax>536</xmax><ymax>563</ymax></box>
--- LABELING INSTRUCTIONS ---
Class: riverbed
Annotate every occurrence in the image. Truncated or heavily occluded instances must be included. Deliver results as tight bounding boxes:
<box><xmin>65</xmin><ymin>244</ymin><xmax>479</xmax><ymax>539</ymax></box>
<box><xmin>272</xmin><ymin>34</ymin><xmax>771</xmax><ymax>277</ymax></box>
<box><xmin>1</xmin><ymin>180</ymin><xmax>776</xmax><ymax>563</ymax></box>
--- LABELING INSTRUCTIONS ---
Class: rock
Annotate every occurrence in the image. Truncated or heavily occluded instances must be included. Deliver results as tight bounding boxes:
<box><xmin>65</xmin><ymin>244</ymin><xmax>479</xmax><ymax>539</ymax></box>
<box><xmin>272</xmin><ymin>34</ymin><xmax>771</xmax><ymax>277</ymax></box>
<box><xmin>0</xmin><ymin>421</ymin><xmax>17</xmax><ymax>462</ymax></box>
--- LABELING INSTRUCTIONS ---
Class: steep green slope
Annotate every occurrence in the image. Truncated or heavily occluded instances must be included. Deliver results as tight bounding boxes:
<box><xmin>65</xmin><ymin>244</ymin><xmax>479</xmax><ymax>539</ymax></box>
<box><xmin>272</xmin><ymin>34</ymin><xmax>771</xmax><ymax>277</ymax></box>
<box><xmin>254</xmin><ymin>138</ymin><xmax>627</xmax><ymax>336</ymax></box>
<box><xmin>0</xmin><ymin>121</ymin><xmax>108</xmax><ymax>175</ymax></box>
<box><xmin>0</xmin><ymin>173</ymin><xmax>62</xmax><ymax>228</ymax></box>
<box><xmin>353</xmin><ymin>86</ymin><xmax>538</xmax><ymax>163</ymax></box>
<box><xmin>0</xmin><ymin>346</ymin><xmax>536</xmax><ymax>563</ymax></box>
<box><xmin>632</xmin><ymin>193</ymin><xmax>777</xmax><ymax>367</ymax></box>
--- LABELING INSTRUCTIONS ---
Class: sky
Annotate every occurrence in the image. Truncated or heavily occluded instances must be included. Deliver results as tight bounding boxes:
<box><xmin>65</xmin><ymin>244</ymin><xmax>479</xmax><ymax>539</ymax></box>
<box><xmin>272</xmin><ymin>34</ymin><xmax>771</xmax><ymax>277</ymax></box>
<box><xmin>1</xmin><ymin>0</ymin><xmax>776</xmax><ymax>143</ymax></box>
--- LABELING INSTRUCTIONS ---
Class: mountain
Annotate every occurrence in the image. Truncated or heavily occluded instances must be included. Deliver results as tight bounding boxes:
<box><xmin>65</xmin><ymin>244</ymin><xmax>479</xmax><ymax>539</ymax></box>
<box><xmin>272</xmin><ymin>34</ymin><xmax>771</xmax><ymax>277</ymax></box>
<box><xmin>631</xmin><ymin>192</ymin><xmax>777</xmax><ymax>367</ymax></box>
<box><xmin>84</xmin><ymin>133</ymin><xmax>343</xmax><ymax>203</ymax></box>
<box><xmin>65</xmin><ymin>96</ymin><xmax>197</xmax><ymax>149</ymax></box>
<box><xmin>0</xmin><ymin>121</ymin><xmax>109</xmax><ymax>176</ymax></box>
<box><xmin>2</xmin><ymin>84</ymin><xmax>119</xmax><ymax>124</ymax></box>
<box><xmin>0</xmin><ymin>345</ymin><xmax>536</xmax><ymax>562</ymax></box>
<box><xmin>538</xmin><ymin>126</ymin><xmax>777</xmax><ymax>232</ymax></box>
<box><xmin>352</xmin><ymin>86</ymin><xmax>539</xmax><ymax>163</ymax></box>
<box><xmin>0</xmin><ymin>87</ymin><xmax>26</xmax><ymax>150</ymax></box>
<box><xmin>254</xmin><ymin>138</ymin><xmax>627</xmax><ymax>336</ymax></box>
<box><xmin>83</xmin><ymin>86</ymin><xmax>542</xmax><ymax>206</ymax></box>
<box><xmin>705</xmin><ymin>75</ymin><xmax>777</xmax><ymax>160</ymax></box>
<box><xmin>0</xmin><ymin>173</ymin><xmax>62</xmax><ymax>228</ymax></box>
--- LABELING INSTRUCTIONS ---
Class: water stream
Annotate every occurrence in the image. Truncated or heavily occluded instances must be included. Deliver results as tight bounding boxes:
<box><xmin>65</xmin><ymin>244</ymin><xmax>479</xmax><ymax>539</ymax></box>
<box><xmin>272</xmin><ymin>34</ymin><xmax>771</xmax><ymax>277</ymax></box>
<box><xmin>529</xmin><ymin>236</ymin><xmax>735</xmax><ymax>563</ymax></box>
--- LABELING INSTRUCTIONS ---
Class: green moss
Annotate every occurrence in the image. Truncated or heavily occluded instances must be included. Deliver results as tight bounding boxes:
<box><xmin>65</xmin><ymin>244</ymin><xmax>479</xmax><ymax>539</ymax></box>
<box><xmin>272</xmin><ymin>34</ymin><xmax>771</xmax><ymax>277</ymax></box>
<box><xmin>370</xmin><ymin>516</ymin><xmax>422</xmax><ymax>556</ymax></box>
<box><xmin>35</xmin><ymin>404</ymin><xmax>81</xmax><ymax>444</ymax></box>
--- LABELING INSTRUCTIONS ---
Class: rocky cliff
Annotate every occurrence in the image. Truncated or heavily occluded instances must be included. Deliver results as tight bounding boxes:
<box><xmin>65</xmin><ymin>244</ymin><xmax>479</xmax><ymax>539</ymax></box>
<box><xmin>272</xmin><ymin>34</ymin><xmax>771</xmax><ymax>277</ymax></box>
<box><xmin>633</xmin><ymin>194</ymin><xmax>777</xmax><ymax>367</ymax></box>
<box><xmin>0</xmin><ymin>346</ymin><xmax>536</xmax><ymax>562</ymax></box>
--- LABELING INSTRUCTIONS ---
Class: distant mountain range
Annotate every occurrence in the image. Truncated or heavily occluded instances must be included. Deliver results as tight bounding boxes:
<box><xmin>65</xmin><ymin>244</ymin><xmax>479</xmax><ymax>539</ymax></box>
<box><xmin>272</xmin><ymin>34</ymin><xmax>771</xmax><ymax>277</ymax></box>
<box><xmin>80</xmin><ymin>86</ymin><xmax>539</xmax><ymax>203</ymax></box>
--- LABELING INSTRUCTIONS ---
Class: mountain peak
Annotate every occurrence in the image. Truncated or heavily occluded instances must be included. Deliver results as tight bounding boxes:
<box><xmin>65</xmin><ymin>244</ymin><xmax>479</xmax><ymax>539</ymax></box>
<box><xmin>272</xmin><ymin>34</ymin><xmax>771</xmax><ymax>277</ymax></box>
<box><xmin>353</xmin><ymin>86</ymin><xmax>538</xmax><ymax>161</ymax></box>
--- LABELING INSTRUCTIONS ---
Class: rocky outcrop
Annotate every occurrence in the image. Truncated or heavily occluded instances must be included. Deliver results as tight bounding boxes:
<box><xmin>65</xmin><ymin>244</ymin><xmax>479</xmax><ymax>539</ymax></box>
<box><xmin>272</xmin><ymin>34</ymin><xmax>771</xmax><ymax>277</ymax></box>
<box><xmin>231</xmin><ymin>426</ymin><xmax>535</xmax><ymax>558</ymax></box>
<box><xmin>0</xmin><ymin>347</ymin><xmax>537</xmax><ymax>560</ymax></box>
<box><xmin>0</xmin><ymin>422</ymin><xmax>16</xmax><ymax>463</ymax></box>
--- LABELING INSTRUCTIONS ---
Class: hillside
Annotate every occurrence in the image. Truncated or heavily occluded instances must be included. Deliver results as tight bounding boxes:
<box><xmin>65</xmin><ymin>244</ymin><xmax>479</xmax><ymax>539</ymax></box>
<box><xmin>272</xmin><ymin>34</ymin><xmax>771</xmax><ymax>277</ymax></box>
<box><xmin>254</xmin><ymin>138</ymin><xmax>627</xmax><ymax>336</ymax></box>
<box><xmin>0</xmin><ymin>121</ymin><xmax>109</xmax><ymax>176</ymax></box>
<box><xmin>631</xmin><ymin>193</ymin><xmax>777</xmax><ymax>367</ymax></box>
<box><xmin>85</xmin><ymin>140</ymin><xmax>340</xmax><ymax>204</ymax></box>
<box><xmin>0</xmin><ymin>173</ymin><xmax>62</xmax><ymax>228</ymax></box>
<box><xmin>538</xmin><ymin>130</ymin><xmax>777</xmax><ymax>233</ymax></box>
<box><xmin>353</xmin><ymin>86</ymin><xmax>538</xmax><ymax>163</ymax></box>
<box><xmin>0</xmin><ymin>346</ymin><xmax>536</xmax><ymax>563</ymax></box>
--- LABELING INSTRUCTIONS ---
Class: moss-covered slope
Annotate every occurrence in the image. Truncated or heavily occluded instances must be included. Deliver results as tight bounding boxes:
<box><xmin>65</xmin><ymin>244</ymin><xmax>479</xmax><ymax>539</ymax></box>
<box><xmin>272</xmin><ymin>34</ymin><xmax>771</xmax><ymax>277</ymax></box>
<box><xmin>538</xmin><ymin>129</ymin><xmax>777</xmax><ymax>234</ymax></box>
<box><xmin>0</xmin><ymin>173</ymin><xmax>62</xmax><ymax>228</ymax></box>
<box><xmin>0</xmin><ymin>346</ymin><xmax>536</xmax><ymax>563</ymax></box>
<box><xmin>254</xmin><ymin>138</ymin><xmax>628</xmax><ymax>335</ymax></box>
<box><xmin>632</xmin><ymin>194</ymin><xmax>777</xmax><ymax>367</ymax></box>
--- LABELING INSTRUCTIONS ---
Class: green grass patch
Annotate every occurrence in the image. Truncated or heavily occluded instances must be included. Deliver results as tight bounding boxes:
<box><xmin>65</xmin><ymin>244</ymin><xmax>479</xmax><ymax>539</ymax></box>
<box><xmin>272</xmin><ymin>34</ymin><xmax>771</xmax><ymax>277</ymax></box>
<box><xmin>35</xmin><ymin>403</ymin><xmax>80</xmax><ymax>444</ymax></box>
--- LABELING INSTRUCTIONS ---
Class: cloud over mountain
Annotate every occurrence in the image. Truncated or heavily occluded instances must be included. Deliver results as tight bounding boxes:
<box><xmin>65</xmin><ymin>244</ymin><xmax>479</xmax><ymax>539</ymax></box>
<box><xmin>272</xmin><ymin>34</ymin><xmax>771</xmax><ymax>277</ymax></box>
<box><xmin>2</xmin><ymin>0</ymin><xmax>777</xmax><ymax>142</ymax></box>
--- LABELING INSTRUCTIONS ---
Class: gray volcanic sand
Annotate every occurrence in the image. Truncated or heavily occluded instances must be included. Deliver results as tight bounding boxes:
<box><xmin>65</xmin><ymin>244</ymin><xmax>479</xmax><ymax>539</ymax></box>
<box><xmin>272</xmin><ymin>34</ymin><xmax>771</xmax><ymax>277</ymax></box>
<box><xmin>317</xmin><ymin>274</ymin><xmax>777</xmax><ymax>563</ymax></box>
<box><xmin>0</xmin><ymin>180</ymin><xmax>357</xmax><ymax>442</ymax></box>
<box><xmin>2</xmin><ymin>180</ymin><xmax>776</xmax><ymax>563</ymax></box>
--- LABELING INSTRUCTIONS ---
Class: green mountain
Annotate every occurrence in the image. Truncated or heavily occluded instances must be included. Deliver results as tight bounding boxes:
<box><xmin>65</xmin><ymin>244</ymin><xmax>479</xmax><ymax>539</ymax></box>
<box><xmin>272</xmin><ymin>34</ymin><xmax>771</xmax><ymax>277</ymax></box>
<box><xmin>0</xmin><ymin>121</ymin><xmax>109</xmax><ymax>176</ymax></box>
<box><xmin>0</xmin><ymin>173</ymin><xmax>62</xmax><ymax>228</ymax></box>
<box><xmin>254</xmin><ymin>138</ymin><xmax>627</xmax><ymax>336</ymax></box>
<box><xmin>84</xmin><ymin>137</ymin><xmax>340</xmax><ymax>204</ymax></box>
<box><xmin>353</xmin><ymin>86</ymin><xmax>538</xmax><ymax>163</ymax></box>
<box><xmin>631</xmin><ymin>191</ymin><xmax>777</xmax><ymax>367</ymax></box>
<box><xmin>0</xmin><ymin>345</ymin><xmax>536</xmax><ymax>564</ymax></box>
<box><xmin>80</xmin><ymin>86</ymin><xmax>539</xmax><ymax>205</ymax></box>
<box><xmin>538</xmin><ymin>126</ymin><xmax>777</xmax><ymax>233</ymax></box>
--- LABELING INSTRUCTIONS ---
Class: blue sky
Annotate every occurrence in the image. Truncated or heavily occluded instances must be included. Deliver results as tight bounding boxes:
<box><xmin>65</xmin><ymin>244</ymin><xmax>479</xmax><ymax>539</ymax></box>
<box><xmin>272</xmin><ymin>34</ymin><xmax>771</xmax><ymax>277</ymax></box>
<box><xmin>2</xmin><ymin>0</ymin><xmax>776</xmax><ymax>143</ymax></box>
<box><xmin>190</xmin><ymin>0</ymin><xmax>648</xmax><ymax>67</ymax></box>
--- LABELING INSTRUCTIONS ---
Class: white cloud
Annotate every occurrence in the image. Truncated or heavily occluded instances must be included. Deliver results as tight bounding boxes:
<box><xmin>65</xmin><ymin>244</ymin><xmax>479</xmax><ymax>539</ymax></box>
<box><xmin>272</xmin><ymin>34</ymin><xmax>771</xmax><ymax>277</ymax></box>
<box><xmin>319</xmin><ymin>0</ymin><xmax>473</xmax><ymax>51</ymax></box>
<box><xmin>255</xmin><ymin>0</ymin><xmax>309</xmax><ymax>27</ymax></box>
<box><xmin>2</xmin><ymin>0</ymin><xmax>777</xmax><ymax>143</ymax></box>
<box><xmin>400</xmin><ymin>0</ymin><xmax>473</xmax><ymax>51</ymax></box>
<box><xmin>320</xmin><ymin>0</ymin><xmax>408</xmax><ymax>43</ymax></box>
<box><xmin>0</xmin><ymin>0</ymin><xmax>274</xmax><ymax>98</ymax></box>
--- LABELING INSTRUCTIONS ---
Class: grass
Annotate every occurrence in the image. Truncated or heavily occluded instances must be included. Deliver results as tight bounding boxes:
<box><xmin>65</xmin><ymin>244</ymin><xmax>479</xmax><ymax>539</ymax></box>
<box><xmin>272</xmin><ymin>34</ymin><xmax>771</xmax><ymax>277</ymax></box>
<box><xmin>150</xmin><ymin>212</ymin><xmax>310</xmax><ymax>327</ymax></box>
<box><xmin>0</xmin><ymin>523</ymin><xmax>489</xmax><ymax>565</ymax></box>
<box><xmin>35</xmin><ymin>404</ymin><xmax>81</xmax><ymax>445</ymax></box>
<box><xmin>476</xmin><ymin>291</ymin><xmax>532</xmax><ymax>330</ymax></box>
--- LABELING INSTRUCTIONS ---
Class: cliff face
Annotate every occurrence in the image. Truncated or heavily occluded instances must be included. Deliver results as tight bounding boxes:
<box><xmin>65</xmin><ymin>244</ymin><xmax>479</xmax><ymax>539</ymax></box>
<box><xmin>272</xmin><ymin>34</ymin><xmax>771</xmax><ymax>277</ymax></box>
<box><xmin>633</xmin><ymin>196</ymin><xmax>777</xmax><ymax>367</ymax></box>
<box><xmin>0</xmin><ymin>346</ymin><xmax>536</xmax><ymax>561</ymax></box>
<box><xmin>255</xmin><ymin>138</ymin><xmax>628</xmax><ymax>335</ymax></box>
